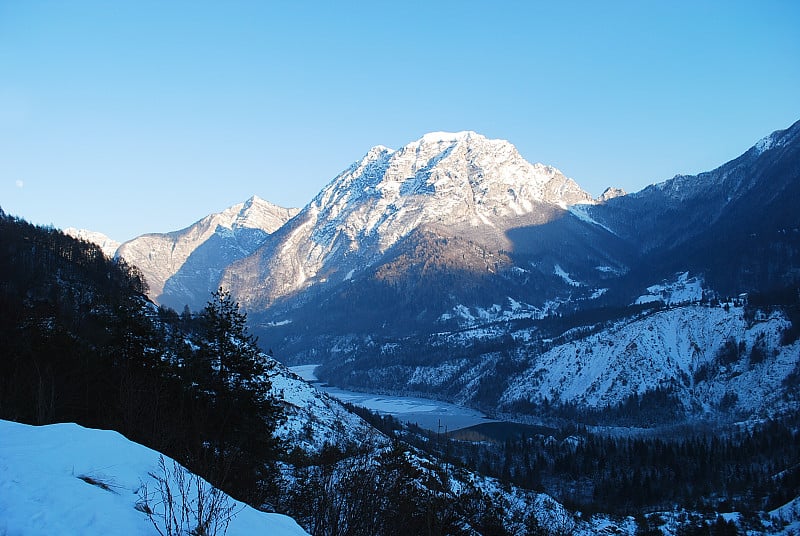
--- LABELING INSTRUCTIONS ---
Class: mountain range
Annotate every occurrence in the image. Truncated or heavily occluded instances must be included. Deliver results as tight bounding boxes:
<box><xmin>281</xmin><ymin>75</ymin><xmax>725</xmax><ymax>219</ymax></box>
<box><xmin>85</xmin><ymin>120</ymin><xmax>800</xmax><ymax>425</ymax></box>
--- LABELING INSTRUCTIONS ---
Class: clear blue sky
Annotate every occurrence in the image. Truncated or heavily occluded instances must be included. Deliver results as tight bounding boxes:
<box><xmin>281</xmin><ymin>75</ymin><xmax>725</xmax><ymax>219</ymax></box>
<box><xmin>1</xmin><ymin>1</ymin><xmax>798</xmax><ymax>242</ymax></box>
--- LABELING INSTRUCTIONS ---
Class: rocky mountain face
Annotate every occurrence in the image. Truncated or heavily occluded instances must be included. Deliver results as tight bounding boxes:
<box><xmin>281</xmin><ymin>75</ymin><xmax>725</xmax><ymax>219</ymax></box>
<box><xmin>115</xmin><ymin>196</ymin><xmax>298</xmax><ymax>310</ymax></box>
<box><xmin>221</xmin><ymin>131</ymin><xmax>597</xmax><ymax>312</ymax></box>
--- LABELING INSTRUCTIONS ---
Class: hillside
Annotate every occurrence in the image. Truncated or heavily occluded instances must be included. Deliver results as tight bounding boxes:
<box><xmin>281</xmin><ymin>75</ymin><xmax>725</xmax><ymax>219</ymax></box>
<box><xmin>0</xmin><ymin>419</ymin><xmax>308</xmax><ymax>536</ymax></box>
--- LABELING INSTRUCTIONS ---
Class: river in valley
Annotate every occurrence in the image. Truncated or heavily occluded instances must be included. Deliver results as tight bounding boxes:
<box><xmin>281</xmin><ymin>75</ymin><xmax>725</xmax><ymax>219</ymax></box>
<box><xmin>289</xmin><ymin>364</ymin><xmax>496</xmax><ymax>433</ymax></box>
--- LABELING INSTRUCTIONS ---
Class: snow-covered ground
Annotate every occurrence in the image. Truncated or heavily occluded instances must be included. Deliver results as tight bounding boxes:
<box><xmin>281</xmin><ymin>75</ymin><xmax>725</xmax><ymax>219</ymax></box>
<box><xmin>500</xmin><ymin>303</ymin><xmax>799</xmax><ymax>415</ymax></box>
<box><xmin>635</xmin><ymin>271</ymin><xmax>705</xmax><ymax>305</ymax></box>
<box><xmin>290</xmin><ymin>365</ymin><xmax>494</xmax><ymax>431</ymax></box>
<box><xmin>0</xmin><ymin>419</ymin><xmax>308</xmax><ymax>536</ymax></box>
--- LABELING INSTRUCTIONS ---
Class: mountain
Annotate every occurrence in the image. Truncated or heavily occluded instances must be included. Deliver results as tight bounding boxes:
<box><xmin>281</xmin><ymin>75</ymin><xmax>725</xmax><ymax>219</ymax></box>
<box><xmin>0</xmin><ymin>419</ymin><xmax>309</xmax><ymax>536</ymax></box>
<box><xmin>116</xmin><ymin>196</ymin><xmax>298</xmax><ymax>310</ymax></box>
<box><xmin>4</xmin><ymin>165</ymin><xmax>800</xmax><ymax>534</ymax></box>
<box><xmin>64</xmin><ymin>227</ymin><xmax>121</xmax><ymax>258</ymax></box>
<box><xmin>222</xmin><ymin>131</ymin><xmax>597</xmax><ymax>313</ymax></box>
<box><xmin>219</xmin><ymin>131</ymin><xmax>632</xmax><ymax>350</ymax></box>
<box><xmin>234</xmin><ymin>121</ymin><xmax>800</xmax><ymax>426</ymax></box>
<box><xmin>583</xmin><ymin>119</ymin><xmax>800</xmax><ymax>297</ymax></box>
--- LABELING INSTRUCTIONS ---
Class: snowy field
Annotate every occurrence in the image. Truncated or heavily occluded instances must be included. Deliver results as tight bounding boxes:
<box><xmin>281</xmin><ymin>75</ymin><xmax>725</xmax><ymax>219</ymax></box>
<box><xmin>0</xmin><ymin>419</ymin><xmax>308</xmax><ymax>536</ymax></box>
<box><xmin>290</xmin><ymin>365</ymin><xmax>495</xmax><ymax>432</ymax></box>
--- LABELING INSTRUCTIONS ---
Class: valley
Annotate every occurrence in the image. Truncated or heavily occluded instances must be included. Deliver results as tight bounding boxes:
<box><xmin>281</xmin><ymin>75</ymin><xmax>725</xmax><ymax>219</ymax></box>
<box><xmin>289</xmin><ymin>364</ymin><xmax>495</xmax><ymax>432</ymax></box>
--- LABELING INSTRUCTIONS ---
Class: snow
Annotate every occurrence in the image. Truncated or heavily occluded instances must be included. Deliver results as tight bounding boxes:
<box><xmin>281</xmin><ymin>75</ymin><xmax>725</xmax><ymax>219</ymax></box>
<box><xmin>64</xmin><ymin>227</ymin><xmax>121</xmax><ymax>258</ymax></box>
<box><xmin>0</xmin><ymin>419</ymin><xmax>308</xmax><ymax>536</ymax></box>
<box><xmin>438</xmin><ymin>296</ymin><xmax>564</xmax><ymax>329</ymax></box>
<box><xmin>770</xmin><ymin>496</ymin><xmax>800</xmax><ymax>534</ymax></box>
<box><xmin>287</xmin><ymin>365</ymin><xmax>493</xmax><ymax>432</ymax></box>
<box><xmin>264</xmin><ymin>319</ymin><xmax>292</xmax><ymax>326</ymax></box>
<box><xmin>225</xmin><ymin>131</ymin><xmax>595</xmax><ymax>307</ymax></box>
<box><xmin>554</xmin><ymin>264</ymin><xmax>581</xmax><ymax>286</ymax></box>
<box><xmin>635</xmin><ymin>272</ymin><xmax>704</xmax><ymax>305</ymax></box>
<box><xmin>115</xmin><ymin>196</ymin><xmax>297</xmax><ymax>304</ymax></box>
<box><xmin>755</xmin><ymin>133</ymin><xmax>776</xmax><ymax>155</ymax></box>
<box><xmin>567</xmin><ymin>203</ymin><xmax>616</xmax><ymax>235</ymax></box>
<box><xmin>420</xmin><ymin>130</ymin><xmax>476</xmax><ymax>143</ymax></box>
<box><xmin>500</xmin><ymin>304</ymin><xmax>798</xmax><ymax>414</ymax></box>
<box><xmin>590</xmin><ymin>288</ymin><xmax>608</xmax><ymax>299</ymax></box>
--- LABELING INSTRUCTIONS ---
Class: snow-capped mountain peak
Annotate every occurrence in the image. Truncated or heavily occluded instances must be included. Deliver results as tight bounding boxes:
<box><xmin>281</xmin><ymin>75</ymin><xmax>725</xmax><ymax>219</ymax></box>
<box><xmin>597</xmin><ymin>186</ymin><xmax>626</xmax><ymax>202</ymax></box>
<box><xmin>313</xmin><ymin>130</ymin><xmax>593</xmax><ymax>232</ymax></box>
<box><xmin>230</xmin><ymin>195</ymin><xmax>300</xmax><ymax>231</ymax></box>
<box><xmin>223</xmin><ymin>131</ymin><xmax>595</xmax><ymax>307</ymax></box>
<box><xmin>419</xmin><ymin>130</ymin><xmax>478</xmax><ymax>144</ymax></box>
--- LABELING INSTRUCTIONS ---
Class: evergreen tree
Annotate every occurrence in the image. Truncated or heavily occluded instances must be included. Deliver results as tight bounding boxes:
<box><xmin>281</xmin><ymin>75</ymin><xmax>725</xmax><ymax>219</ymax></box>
<box><xmin>194</xmin><ymin>287</ymin><xmax>281</xmax><ymax>503</ymax></box>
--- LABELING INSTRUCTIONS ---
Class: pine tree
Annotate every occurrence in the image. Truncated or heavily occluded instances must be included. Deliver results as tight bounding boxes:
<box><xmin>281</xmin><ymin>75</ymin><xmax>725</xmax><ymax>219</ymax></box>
<box><xmin>194</xmin><ymin>287</ymin><xmax>281</xmax><ymax>503</ymax></box>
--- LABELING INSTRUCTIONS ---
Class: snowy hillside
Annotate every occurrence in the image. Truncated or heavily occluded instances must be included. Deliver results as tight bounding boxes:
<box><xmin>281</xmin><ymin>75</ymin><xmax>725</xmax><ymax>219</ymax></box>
<box><xmin>499</xmin><ymin>304</ymin><xmax>799</xmax><ymax>417</ymax></box>
<box><xmin>266</xmin><ymin>359</ymin><xmax>385</xmax><ymax>454</ymax></box>
<box><xmin>0</xmin><ymin>419</ymin><xmax>308</xmax><ymax>536</ymax></box>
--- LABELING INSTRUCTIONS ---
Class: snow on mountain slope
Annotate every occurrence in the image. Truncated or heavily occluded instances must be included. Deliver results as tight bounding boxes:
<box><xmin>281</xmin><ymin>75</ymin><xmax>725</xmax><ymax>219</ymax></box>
<box><xmin>64</xmin><ymin>227</ymin><xmax>121</xmax><ymax>258</ymax></box>
<box><xmin>0</xmin><ymin>419</ymin><xmax>308</xmax><ymax>536</ymax></box>
<box><xmin>500</xmin><ymin>304</ymin><xmax>798</xmax><ymax>417</ymax></box>
<box><xmin>117</xmin><ymin>196</ymin><xmax>298</xmax><ymax>306</ymax></box>
<box><xmin>635</xmin><ymin>271</ymin><xmax>705</xmax><ymax>305</ymax></box>
<box><xmin>224</xmin><ymin>131</ymin><xmax>594</xmax><ymax>308</ymax></box>
<box><xmin>266</xmin><ymin>360</ymin><xmax>385</xmax><ymax>454</ymax></box>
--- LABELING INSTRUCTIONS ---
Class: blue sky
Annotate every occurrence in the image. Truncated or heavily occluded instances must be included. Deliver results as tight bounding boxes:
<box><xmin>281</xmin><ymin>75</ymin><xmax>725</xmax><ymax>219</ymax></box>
<box><xmin>1</xmin><ymin>1</ymin><xmax>798</xmax><ymax>242</ymax></box>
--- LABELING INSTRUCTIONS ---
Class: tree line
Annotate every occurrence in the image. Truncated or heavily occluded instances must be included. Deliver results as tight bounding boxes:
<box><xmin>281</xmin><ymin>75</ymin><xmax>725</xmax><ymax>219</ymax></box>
<box><xmin>0</xmin><ymin>210</ymin><xmax>280</xmax><ymax>505</ymax></box>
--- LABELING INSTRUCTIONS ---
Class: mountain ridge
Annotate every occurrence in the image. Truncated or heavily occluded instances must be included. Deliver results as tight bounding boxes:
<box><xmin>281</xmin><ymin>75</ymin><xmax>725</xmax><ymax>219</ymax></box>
<box><xmin>221</xmin><ymin>131</ymin><xmax>599</xmax><ymax>311</ymax></box>
<box><xmin>115</xmin><ymin>195</ymin><xmax>298</xmax><ymax>308</ymax></box>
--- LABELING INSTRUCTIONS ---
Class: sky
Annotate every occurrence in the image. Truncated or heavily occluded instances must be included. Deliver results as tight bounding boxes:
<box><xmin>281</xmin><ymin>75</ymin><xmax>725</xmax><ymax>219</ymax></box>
<box><xmin>0</xmin><ymin>1</ymin><xmax>798</xmax><ymax>243</ymax></box>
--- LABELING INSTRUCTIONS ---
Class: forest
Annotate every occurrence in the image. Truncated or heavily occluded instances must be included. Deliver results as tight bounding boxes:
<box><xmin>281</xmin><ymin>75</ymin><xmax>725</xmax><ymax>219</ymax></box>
<box><xmin>351</xmin><ymin>404</ymin><xmax>800</xmax><ymax>532</ymax></box>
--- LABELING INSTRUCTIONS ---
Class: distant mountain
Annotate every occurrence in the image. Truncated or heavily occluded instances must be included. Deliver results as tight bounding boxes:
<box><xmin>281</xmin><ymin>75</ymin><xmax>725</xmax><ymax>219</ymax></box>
<box><xmin>218</xmin><ymin>132</ymin><xmax>631</xmax><ymax>351</ymax></box>
<box><xmin>64</xmin><ymin>227</ymin><xmax>121</xmax><ymax>258</ymax></box>
<box><xmin>585</xmin><ymin>119</ymin><xmax>800</xmax><ymax>296</ymax></box>
<box><xmin>116</xmin><ymin>196</ymin><xmax>298</xmax><ymax>310</ymax></box>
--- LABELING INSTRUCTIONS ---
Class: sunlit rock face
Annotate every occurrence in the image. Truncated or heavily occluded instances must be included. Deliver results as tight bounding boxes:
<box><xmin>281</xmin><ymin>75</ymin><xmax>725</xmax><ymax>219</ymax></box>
<box><xmin>222</xmin><ymin>131</ymin><xmax>595</xmax><ymax>309</ymax></box>
<box><xmin>116</xmin><ymin>196</ymin><xmax>297</xmax><ymax>309</ymax></box>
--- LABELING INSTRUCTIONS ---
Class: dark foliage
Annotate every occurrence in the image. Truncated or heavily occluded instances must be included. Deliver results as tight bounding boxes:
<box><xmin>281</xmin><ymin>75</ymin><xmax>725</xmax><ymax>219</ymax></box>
<box><xmin>0</xmin><ymin>211</ymin><xmax>279</xmax><ymax>505</ymax></box>
<box><xmin>432</xmin><ymin>417</ymin><xmax>800</xmax><ymax>517</ymax></box>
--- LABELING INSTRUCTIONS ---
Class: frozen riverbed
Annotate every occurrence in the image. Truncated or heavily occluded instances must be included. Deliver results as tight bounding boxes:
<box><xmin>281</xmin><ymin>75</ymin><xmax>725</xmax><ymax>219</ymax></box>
<box><xmin>289</xmin><ymin>365</ymin><xmax>495</xmax><ymax>432</ymax></box>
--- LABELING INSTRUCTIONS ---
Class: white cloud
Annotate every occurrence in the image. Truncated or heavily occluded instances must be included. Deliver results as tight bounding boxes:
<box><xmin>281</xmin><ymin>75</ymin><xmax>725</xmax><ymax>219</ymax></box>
<box><xmin>15</xmin><ymin>180</ymin><xmax>24</xmax><ymax>189</ymax></box>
